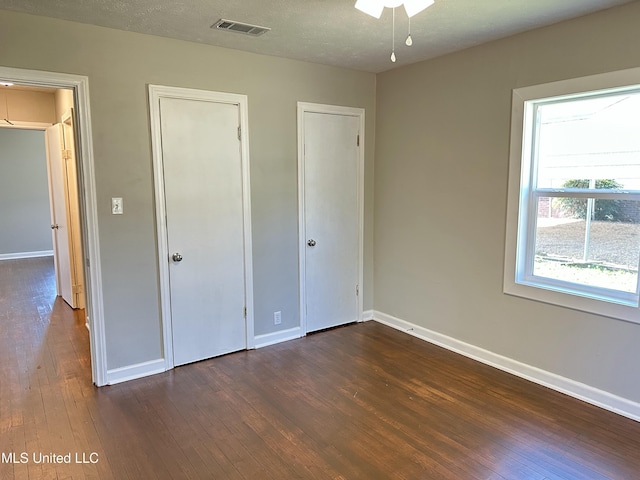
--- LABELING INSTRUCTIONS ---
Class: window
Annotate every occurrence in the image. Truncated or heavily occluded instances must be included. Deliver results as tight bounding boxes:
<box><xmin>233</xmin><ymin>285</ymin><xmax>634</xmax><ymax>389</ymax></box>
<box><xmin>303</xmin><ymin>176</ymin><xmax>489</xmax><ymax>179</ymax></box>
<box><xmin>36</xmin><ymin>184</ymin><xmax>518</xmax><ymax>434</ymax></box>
<box><xmin>505</xmin><ymin>69</ymin><xmax>640</xmax><ymax>323</ymax></box>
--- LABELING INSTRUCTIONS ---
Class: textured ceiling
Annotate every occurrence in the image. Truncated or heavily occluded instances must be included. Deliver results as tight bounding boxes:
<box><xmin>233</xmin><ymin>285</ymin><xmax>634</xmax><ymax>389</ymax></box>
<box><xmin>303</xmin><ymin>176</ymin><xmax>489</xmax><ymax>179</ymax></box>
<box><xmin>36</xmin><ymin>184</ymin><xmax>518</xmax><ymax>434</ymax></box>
<box><xmin>0</xmin><ymin>0</ymin><xmax>633</xmax><ymax>73</ymax></box>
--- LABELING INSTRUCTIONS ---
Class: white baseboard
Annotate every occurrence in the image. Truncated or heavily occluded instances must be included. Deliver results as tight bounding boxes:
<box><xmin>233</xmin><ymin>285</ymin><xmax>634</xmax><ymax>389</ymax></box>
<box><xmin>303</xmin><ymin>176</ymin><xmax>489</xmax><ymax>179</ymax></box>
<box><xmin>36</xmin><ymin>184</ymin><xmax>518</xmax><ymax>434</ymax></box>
<box><xmin>373</xmin><ymin>310</ymin><xmax>640</xmax><ymax>423</ymax></box>
<box><xmin>362</xmin><ymin>309</ymin><xmax>374</xmax><ymax>321</ymax></box>
<box><xmin>0</xmin><ymin>250</ymin><xmax>54</xmax><ymax>261</ymax></box>
<box><xmin>254</xmin><ymin>326</ymin><xmax>304</xmax><ymax>349</ymax></box>
<box><xmin>106</xmin><ymin>358</ymin><xmax>166</xmax><ymax>385</ymax></box>
<box><xmin>107</xmin><ymin>327</ymin><xmax>306</xmax><ymax>385</ymax></box>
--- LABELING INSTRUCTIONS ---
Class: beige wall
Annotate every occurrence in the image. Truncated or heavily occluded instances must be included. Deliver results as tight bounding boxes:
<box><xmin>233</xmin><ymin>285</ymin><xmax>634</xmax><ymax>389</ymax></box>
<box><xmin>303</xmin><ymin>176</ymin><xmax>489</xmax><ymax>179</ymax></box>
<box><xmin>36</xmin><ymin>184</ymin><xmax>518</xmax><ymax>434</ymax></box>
<box><xmin>0</xmin><ymin>10</ymin><xmax>376</xmax><ymax>370</ymax></box>
<box><xmin>375</xmin><ymin>2</ymin><xmax>640</xmax><ymax>403</ymax></box>
<box><xmin>0</xmin><ymin>128</ymin><xmax>52</xmax><ymax>255</ymax></box>
<box><xmin>0</xmin><ymin>88</ymin><xmax>55</xmax><ymax>124</ymax></box>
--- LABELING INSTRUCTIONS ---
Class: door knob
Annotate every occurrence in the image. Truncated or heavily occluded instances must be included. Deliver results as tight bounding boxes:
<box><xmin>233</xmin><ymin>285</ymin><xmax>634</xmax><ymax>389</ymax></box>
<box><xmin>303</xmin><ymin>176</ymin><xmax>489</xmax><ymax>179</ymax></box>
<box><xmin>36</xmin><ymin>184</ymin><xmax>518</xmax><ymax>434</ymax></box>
<box><xmin>172</xmin><ymin>253</ymin><xmax>183</xmax><ymax>262</ymax></box>
<box><xmin>307</xmin><ymin>239</ymin><xmax>316</xmax><ymax>247</ymax></box>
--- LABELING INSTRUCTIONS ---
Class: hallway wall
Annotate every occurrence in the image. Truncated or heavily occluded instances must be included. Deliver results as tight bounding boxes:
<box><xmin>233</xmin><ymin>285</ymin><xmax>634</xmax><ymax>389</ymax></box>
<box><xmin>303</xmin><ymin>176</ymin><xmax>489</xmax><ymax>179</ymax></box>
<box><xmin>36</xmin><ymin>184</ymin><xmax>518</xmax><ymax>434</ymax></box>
<box><xmin>0</xmin><ymin>128</ymin><xmax>52</xmax><ymax>257</ymax></box>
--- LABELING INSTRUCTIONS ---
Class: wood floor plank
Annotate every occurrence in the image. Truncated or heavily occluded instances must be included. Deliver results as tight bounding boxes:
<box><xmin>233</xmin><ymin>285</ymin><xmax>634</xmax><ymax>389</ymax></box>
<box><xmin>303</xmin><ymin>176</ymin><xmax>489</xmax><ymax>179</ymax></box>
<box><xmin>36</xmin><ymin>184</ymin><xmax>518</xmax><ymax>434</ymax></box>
<box><xmin>2</xmin><ymin>257</ymin><xmax>640</xmax><ymax>479</ymax></box>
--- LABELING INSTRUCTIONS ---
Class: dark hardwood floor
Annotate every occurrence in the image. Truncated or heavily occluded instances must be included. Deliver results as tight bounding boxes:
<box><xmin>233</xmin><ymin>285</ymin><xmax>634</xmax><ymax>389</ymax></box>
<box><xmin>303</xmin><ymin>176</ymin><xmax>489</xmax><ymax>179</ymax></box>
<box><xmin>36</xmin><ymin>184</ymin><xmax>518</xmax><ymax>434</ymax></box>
<box><xmin>2</xmin><ymin>257</ymin><xmax>640</xmax><ymax>479</ymax></box>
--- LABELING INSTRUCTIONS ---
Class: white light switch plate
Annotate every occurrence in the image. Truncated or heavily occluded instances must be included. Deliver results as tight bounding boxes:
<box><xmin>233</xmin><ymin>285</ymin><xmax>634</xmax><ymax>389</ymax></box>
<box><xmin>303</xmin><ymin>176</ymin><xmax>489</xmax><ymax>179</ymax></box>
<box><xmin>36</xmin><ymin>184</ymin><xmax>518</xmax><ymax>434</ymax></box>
<box><xmin>112</xmin><ymin>197</ymin><xmax>123</xmax><ymax>215</ymax></box>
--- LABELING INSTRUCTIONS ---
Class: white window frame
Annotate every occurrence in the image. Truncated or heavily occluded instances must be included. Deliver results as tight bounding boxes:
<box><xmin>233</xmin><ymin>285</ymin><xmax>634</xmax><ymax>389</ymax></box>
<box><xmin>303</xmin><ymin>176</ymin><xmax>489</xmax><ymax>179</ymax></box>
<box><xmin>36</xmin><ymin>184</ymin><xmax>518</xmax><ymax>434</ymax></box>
<box><xmin>504</xmin><ymin>67</ymin><xmax>640</xmax><ymax>324</ymax></box>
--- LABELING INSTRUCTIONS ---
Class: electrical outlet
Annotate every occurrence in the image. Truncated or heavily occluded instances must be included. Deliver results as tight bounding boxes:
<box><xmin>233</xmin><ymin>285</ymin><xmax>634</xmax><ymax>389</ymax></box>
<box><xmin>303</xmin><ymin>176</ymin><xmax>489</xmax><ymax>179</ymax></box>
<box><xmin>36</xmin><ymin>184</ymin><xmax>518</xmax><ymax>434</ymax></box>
<box><xmin>274</xmin><ymin>311</ymin><xmax>282</xmax><ymax>325</ymax></box>
<box><xmin>112</xmin><ymin>197</ymin><xmax>123</xmax><ymax>215</ymax></box>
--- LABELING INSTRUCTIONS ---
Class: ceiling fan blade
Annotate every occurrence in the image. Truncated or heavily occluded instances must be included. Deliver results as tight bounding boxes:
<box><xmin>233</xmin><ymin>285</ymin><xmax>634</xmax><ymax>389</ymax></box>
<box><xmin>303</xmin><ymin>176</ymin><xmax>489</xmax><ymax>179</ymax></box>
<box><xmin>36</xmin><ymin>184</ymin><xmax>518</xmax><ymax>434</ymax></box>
<box><xmin>355</xmin><ymin>0</ymin><xmax>385</xmax><ymax>19</ymax></box>
<box><xmin>403</xmin><ymin>0</ymin><xmax>435</xmax><ymax>18</ymax></box>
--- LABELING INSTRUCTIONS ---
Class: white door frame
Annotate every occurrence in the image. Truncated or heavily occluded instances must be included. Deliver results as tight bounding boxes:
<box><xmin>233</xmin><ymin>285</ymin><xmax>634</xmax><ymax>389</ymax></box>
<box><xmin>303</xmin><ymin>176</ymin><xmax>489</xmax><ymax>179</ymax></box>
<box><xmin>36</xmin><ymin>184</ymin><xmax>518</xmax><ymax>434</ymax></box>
<box><xmin>297</xmin><ymin>102</ymin><xmax>365</xmax><ymax>334</ymax></box>
<box><xmin>0</xmin><ymin>66</ymin><xmax>107</xmax><ymax>386</ymax></box>
<box><xmin>148</xmin><ymin>85</ymin><xmax>255</xmax><ymax>370</ymax></box>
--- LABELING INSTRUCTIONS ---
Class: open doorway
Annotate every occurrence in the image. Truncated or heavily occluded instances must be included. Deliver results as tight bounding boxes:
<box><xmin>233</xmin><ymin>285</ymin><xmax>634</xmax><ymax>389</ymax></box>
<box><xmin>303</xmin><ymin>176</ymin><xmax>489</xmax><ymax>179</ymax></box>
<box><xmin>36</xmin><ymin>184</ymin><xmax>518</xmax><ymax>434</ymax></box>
<box><xmin>0</xmin><ymin>66</ymin><xmax>106</xmax><ymax>386</ymax></box>
<box><xmin>0</xmin><ymin>84</ymin><xmax>89</xmax><ymax>375</ymax></box>
<box><xmin>0</xmin><ymin>86</ymin><xmax>85</xmax><ymax>308</ymax></box>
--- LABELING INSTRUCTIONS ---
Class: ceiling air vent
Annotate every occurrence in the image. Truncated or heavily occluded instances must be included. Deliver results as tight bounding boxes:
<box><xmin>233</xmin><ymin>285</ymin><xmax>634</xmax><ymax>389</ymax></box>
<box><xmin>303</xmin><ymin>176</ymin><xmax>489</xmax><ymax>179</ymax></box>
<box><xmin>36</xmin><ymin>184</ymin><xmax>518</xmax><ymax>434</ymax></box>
<box><xmin>211</xmin><ymin>19</ymin><xmax>270</xmax><ymax>36</ymax></box>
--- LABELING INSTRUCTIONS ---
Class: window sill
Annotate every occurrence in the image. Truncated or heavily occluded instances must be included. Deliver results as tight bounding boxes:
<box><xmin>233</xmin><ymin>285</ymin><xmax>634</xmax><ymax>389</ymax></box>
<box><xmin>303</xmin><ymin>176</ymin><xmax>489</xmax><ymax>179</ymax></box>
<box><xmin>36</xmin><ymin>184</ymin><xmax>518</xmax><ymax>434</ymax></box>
<box><xmin>503</xmin><ymin>279</ymin><xmax>640</xmax><ymax>325</ymax></box>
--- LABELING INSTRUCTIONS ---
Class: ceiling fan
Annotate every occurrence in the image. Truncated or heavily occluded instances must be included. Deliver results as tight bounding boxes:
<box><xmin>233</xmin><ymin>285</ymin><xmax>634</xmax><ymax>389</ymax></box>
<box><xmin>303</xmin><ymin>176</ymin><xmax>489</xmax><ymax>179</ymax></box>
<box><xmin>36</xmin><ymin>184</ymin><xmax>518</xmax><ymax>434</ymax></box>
<box><xmin>355</xmin><ymin>0</ymin><xmax>434</xmax><ymax>19</ymax></box>
<box><xmin>355</xmin><ymin>0</ymin><xmax>435</xmax><ymax>62</ymax></box>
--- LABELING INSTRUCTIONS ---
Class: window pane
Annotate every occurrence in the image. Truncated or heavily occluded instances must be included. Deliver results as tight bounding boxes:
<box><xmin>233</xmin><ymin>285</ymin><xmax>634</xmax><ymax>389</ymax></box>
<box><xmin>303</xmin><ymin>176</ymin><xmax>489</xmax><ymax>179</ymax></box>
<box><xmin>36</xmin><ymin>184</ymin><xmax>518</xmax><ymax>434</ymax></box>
<box><xmin>534</xmin><ymin>198</ymin><xmax>640</xmax><ymax>293</ymax></box>
<box><xmin>535</xmin><ymin>197</ymin><xmax>587</xmax><ymax>267</ymax></box>
<box><xmin>536</xmin><ymin>92</ymin><xmax>640</xmax><ymax>190</ymax></box>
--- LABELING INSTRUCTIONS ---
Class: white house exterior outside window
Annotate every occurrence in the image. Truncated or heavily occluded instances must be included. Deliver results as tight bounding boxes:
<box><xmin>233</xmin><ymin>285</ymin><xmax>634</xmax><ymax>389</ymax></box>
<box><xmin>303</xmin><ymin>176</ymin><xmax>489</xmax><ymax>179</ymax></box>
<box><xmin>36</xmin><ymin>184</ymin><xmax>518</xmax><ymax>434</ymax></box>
<box><xmin>504</xmin><ymin>68</ymin><xmax>640</xmax><ymax>324</ymax></box>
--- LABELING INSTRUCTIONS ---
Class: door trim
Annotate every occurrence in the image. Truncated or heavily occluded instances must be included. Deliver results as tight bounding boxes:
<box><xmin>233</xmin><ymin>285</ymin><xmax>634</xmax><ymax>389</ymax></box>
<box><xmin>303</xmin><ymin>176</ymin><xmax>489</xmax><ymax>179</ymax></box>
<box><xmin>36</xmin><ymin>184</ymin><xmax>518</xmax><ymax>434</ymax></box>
<box><xmin>149</xmin><ymin>85</ymin><xmax>255</xmax><ymax>370</ymax></box>
<box><xmin>297</xmin><ymin>102</ymin><xmax>365</xmax><ymax>334</ymax></box>
<box><xmin>0</xmin><ymin>66</ymin><xmax>107</xmax><ymax>386</ymax></box>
